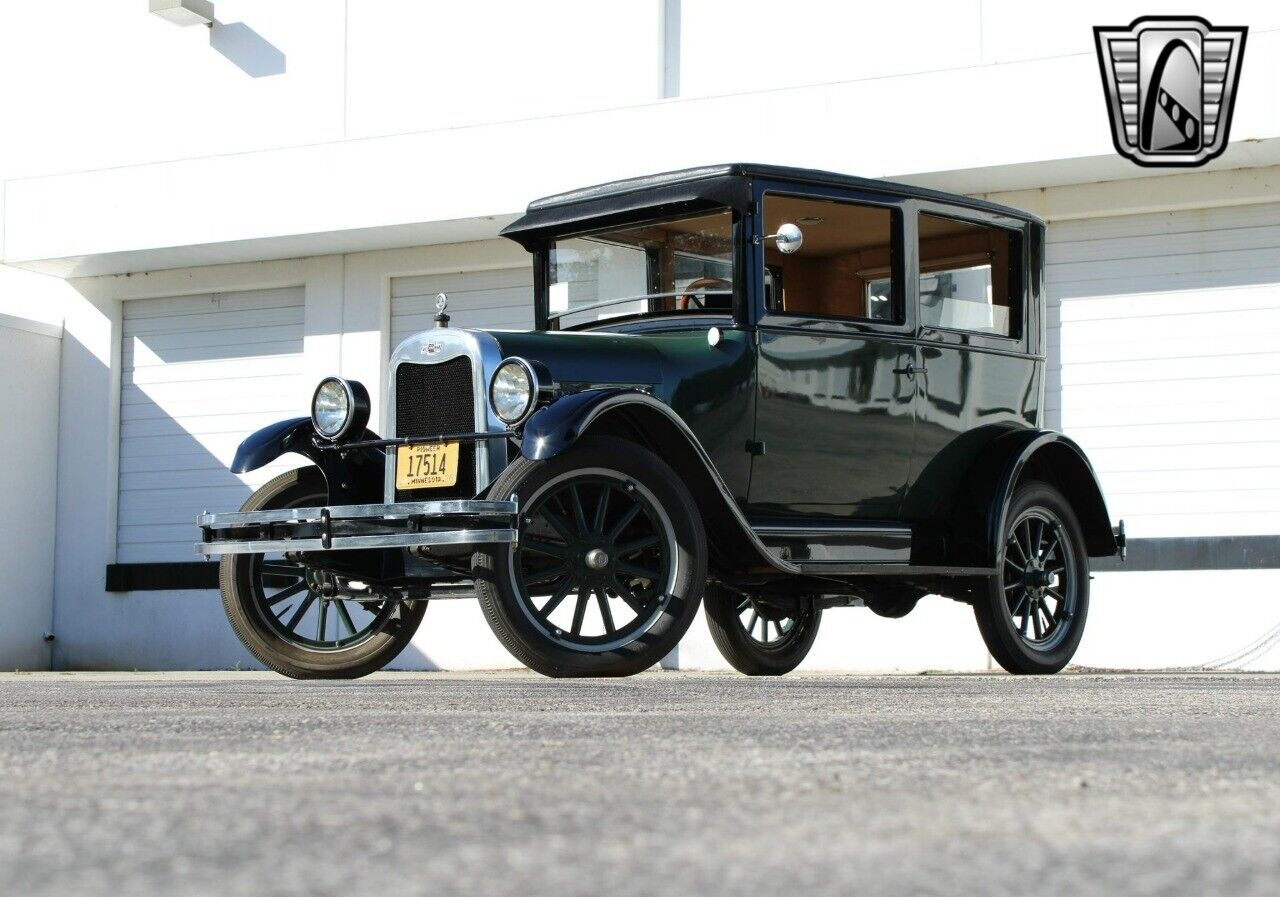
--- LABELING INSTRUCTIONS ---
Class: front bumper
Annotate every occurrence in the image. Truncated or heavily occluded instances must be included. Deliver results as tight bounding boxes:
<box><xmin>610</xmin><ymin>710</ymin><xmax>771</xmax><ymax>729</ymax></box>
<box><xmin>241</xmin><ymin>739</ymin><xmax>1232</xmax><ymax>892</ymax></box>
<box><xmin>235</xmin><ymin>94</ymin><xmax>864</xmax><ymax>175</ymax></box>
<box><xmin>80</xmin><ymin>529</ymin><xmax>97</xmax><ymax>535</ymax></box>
<box><xmin>196</xmin><ymin>499</ymin><xmax>518</xmax><ymax>557</ymax></box>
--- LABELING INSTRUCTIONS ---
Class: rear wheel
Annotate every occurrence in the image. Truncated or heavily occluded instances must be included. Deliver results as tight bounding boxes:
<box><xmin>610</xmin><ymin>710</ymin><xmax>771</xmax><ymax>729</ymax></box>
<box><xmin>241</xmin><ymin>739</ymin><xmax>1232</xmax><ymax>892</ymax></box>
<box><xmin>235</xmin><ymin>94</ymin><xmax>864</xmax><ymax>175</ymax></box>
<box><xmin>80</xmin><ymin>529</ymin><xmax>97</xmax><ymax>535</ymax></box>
<box><xmin>704</xmin><ymin>584</ymin><xmax>821</xmax><ymax>676</ymax></box>
<box><xmin>474</xmin><ymin>437</ymin><xmax>706</xmax><ymax>677</ymax></box>
<box><xmin>220</xmin><ymin>467</ymin><xmax>426</xmax><ymax>679</ymax></box>
<box><xmin>974</xmin><ymin>481</ymin><xmax>1089</xmax><ymax>675</ymax></box>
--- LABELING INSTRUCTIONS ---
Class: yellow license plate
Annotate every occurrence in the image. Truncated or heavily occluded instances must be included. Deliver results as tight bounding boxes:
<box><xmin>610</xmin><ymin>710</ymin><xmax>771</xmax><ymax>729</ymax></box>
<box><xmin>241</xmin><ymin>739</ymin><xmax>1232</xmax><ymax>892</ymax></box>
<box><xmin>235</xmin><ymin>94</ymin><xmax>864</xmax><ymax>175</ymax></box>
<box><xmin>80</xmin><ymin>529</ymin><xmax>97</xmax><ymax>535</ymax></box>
<box><xmin>395</xmin><ymin>442</ymin><xmax>460</xmax><ymax>490</ymax></box>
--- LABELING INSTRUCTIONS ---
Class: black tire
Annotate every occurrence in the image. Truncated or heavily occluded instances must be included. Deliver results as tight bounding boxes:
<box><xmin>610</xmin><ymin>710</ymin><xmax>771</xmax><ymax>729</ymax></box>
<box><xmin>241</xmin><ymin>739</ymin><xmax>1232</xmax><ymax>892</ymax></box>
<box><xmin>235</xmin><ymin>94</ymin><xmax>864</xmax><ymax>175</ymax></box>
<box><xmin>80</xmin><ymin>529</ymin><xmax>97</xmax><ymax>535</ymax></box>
<box><xmin>703</xmin><ymin>584</ymin><xmax>821</xmax><ymax>676</ymax></box>
<box><xmin>474</xmin><ymin>437</ymin><xmax>707</xmax><ymax>677</ymax></box>
<box><xmin>220</xmin><ymin>467</ymin><xmax>427</xmax><ymax>680</ymax></box>
<box><xmin>974</xmin><ymin>481</ymin><xmax>1090</xmax><ymax>675</ymax></box>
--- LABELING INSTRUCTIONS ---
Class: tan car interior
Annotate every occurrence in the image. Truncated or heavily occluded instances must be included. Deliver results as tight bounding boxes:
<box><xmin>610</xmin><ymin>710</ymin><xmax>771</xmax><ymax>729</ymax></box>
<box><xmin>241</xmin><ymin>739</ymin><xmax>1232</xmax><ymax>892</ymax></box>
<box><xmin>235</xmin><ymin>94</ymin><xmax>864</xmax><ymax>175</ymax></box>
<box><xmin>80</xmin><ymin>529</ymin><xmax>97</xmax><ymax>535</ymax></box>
<box><xmin>763</xmin><ymin>196</ymin><xmax>896</xmax><ymax>319</ymax></box>
<box><xmin>764</xmin><ymin>196</ymin><xmax>1017</xmax><ymax>332</ymax></box>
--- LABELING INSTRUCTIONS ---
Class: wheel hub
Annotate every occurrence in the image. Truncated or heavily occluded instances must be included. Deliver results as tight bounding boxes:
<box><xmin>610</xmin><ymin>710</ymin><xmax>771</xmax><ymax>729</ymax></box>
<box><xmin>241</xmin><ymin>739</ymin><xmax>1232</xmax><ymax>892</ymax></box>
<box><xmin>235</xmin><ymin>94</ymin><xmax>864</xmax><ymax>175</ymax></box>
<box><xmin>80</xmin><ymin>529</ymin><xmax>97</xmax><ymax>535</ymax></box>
<box><xmin>1021</xmin><ymin>557</ymin><xmax>1053</xmax><ymax>594</ymax></box>
<box><xmin>583</xmin><ymin>548</ymin><xmax>610</xmax><ymax>570</ymax></box>
<box><xmin>305</xmin><ymin>567</ymin><xmax>337</xmax><ymax>597</ymax></box>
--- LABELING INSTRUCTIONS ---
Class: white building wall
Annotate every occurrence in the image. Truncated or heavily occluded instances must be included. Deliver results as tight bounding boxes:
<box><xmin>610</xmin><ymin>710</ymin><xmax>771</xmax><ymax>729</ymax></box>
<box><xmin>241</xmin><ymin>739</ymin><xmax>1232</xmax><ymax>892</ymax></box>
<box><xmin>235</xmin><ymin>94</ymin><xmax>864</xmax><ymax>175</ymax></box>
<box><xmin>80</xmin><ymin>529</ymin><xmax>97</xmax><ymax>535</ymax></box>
<box><xmin>0</xmin><ymin>314</ymin><xmax>61</xmax><ymax>670</ymax></box>
<box><xmin>49</xmin><ymin>245</ymin><xmax>539</xmax><ymax>670</ymax></box>
<box><xmin>5</xmin><ymin>1</ymin><xmax>1279</xmax><ymax>186</ymax></box>
<box><xmin>0</xmin><ymin>0</ymin><xmax>664</xmax><ymax>183</ymax></box>
<box><xmin>1040</xmin><ymin>198</ymin><xmax>1280</xmax><ymax>672</ymax></box>
<box><xmin>1047</xmin><ymin>202</ymin><xmax>1280</xmax><ymax>538</ymax></box>
<box><xmin>116</xmin><ymin>287</ymin><xmax>309</xmax><ymax>563</ymax></box>
<box><xmin>51</xmin><ymin>260</ymin><xmax>314</xmax><ymax>670</ymax></box>
<box><xmin>7</xmin><ymin>6</ymin><xmax>1280</xmax><ymax>277</ymax></box>
<box><xmin>8</xmin><ymin>1</ymin><xmax>1280</xmax><ymax>672</ymax></box>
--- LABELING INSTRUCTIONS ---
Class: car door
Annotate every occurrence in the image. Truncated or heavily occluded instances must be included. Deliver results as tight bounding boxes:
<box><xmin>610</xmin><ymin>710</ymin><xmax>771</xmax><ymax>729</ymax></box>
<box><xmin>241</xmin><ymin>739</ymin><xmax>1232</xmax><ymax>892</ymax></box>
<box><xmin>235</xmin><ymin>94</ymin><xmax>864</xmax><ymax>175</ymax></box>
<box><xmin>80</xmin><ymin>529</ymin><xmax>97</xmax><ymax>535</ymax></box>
<box><xmin>900</xmin><ymin>205</ymin><xmax>1041</xmax><ymax>521</ymax></box>
<box><xmin>747</xmin><ymin>187</ymin><xmax>918</xmax><ymax>520</ymax></box>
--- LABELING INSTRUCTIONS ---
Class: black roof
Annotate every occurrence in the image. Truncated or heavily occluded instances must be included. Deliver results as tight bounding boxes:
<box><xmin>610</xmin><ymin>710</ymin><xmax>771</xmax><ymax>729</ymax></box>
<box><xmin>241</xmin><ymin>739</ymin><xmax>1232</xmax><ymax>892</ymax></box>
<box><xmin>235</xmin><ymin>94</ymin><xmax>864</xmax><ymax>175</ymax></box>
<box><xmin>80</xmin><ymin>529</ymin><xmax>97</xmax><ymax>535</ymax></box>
<box><xmin>500</xmin><ymin>163</ymin><xmax>1041</xmax><ymax>249</ymax></box>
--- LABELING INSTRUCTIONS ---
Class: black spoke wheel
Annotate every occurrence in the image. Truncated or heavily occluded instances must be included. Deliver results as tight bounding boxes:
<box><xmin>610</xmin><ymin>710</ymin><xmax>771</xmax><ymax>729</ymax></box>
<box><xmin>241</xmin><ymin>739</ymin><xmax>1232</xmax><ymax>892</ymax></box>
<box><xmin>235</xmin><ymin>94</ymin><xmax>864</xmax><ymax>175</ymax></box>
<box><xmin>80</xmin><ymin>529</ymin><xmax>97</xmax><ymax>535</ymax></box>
<box><xmin>974</xmin><ymin>481</ymin><xmax>1090</xmax><ymax>675</ymax></box>
<box><xmin>220</xmin><ymin>467</ymin><xmax>427</xmax><ymax>680</ymax></box>
<box><xmin>250</xmin><ymin>556</ymin><xmax>393</xmax><ymax>652</ymax></box>
<box><xmin>704</xmin><ymin>584</ymin><xmax>821</xmax><ymax>676</ymax></box>
<box><xmin>514</xmin><ymin>473</ymin><xmax>675</xmax><ymax>650</ymax></box>
<box><xmin>474</xmin><ymin>437</ymin><xmax>707</xmax><ymax>678</ymax></box>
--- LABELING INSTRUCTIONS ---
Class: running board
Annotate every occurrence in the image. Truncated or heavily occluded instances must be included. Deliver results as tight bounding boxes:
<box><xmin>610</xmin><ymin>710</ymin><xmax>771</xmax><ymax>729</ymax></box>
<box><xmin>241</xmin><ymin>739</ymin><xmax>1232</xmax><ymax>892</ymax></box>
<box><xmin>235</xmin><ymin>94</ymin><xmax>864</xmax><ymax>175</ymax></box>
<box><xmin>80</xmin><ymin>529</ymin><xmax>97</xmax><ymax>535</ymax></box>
<box><xmin>751</xmin><ymin>521</ymin><xmax>913</xmax><ymax>565</ymax></box>
<box><xmin>794</xmin><ymin>562</ymin><xmax>997</xmax><ymax>577</ymax></box>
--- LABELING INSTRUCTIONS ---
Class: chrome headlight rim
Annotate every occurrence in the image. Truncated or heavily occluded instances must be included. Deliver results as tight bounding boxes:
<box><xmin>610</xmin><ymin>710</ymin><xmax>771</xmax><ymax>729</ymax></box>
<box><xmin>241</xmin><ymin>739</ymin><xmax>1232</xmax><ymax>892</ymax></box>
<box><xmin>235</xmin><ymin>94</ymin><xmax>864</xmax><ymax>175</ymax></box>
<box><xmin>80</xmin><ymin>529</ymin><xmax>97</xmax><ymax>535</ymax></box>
<box><xmin>489</xmin><ymin>357</ymin><xmax>541</xmax><ymax>426</ymax></box>
<box><xmin>310</xmin><ymin>376</ymin><xmax>370</xmax><ymax>441</ymax></box>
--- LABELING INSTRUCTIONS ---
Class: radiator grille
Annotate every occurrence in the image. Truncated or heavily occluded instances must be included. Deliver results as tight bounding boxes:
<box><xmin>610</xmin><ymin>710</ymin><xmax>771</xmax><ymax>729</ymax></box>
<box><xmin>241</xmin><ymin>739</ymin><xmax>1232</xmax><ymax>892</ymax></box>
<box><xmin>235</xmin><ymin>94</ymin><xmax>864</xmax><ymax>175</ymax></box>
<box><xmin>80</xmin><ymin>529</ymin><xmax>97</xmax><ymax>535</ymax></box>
<box><xmin>394</xmin><ymin>357</ymin><xmax>476</xmax><ymax>500</ymax></box>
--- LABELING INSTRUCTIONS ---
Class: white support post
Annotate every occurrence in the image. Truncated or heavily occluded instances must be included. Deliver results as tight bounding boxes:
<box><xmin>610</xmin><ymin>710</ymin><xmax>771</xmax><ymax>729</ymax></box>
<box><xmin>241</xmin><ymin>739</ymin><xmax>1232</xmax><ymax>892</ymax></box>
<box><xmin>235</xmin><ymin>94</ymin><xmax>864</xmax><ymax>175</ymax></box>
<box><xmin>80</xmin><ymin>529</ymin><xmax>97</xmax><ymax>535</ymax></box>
<box><xmin>659</xmin><ymin>0</ymin><xmax>681</xmax><ymax>99</ymax></box>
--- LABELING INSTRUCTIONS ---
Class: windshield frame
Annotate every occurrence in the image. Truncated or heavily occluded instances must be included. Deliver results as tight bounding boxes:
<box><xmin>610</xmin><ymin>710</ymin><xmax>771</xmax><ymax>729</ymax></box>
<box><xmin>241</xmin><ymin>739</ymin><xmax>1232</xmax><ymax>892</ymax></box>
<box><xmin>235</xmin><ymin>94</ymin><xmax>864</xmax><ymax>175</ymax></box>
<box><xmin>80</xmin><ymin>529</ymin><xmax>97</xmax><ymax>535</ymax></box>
<box><xmin>533</xmin><ymin>204</ymin><xmax>745</xmax><ymax>332</ymax></box>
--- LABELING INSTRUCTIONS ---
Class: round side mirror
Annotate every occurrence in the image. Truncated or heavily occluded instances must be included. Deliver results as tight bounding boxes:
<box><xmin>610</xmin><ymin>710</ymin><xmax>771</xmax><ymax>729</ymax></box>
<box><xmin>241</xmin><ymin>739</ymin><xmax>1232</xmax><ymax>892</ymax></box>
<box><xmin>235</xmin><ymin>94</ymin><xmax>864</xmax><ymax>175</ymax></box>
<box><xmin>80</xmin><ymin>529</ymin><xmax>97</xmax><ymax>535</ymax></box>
<box><xmin>774</xmin><ymin>222</ymin><xmax>804</xmax><ymax>254</ymax></box>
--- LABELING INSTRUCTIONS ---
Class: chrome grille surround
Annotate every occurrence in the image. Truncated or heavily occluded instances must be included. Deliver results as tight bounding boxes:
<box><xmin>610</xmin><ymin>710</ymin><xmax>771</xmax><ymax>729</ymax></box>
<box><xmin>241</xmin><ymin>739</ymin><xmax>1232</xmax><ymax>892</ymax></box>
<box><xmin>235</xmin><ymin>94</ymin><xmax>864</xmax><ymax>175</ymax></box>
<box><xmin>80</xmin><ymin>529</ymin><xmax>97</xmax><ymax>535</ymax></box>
<box><xmin>385</xmin><ymin>328</ymin><xmax>508</xmax><ymax>504</ymax></box>
<box><xmin>394</xmin><ymin>357</ymin><xmax>476</xmax><ymax>501</ymax></box>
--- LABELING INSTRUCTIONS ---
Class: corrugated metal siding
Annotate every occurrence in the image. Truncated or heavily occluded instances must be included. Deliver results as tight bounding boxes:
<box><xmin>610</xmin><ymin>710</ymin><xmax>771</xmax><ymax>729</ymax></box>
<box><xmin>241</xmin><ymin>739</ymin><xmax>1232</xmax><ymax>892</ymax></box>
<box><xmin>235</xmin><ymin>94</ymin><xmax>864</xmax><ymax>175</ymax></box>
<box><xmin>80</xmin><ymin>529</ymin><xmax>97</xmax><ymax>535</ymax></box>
<box><xmin>390</xmin><ymin>267</ymin><xmax>534</xmax><ymax>352</ymax></box>
<box><xmin>1046</xmin><ymin>202</ymin><xmax>1280</xmax><ymax>538</ymax></box>
<box><xmin>117</xmin><ymin>287</ymin><xmax>307</xmax><ymax>563</ymax></box>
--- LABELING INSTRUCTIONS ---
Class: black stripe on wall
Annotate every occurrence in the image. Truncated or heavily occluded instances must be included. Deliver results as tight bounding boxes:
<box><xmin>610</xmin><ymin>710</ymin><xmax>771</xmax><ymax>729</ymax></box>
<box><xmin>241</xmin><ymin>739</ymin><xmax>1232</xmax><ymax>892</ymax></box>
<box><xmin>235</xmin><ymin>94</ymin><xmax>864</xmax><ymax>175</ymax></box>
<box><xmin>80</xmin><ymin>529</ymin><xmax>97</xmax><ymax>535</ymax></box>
<box><xmin>1090</xmin><ymin>536</ymin><xmax>1280</xmax><ymax>573</ymax></box>
<box><xmin>106</xmin><ymin>535</ymin><xmax>1280</xmax><ymax>591</ymax></box>
<box><xmin>106</xmin><ymin>562</ymin><xmax>219</xmax><ymax>592</ymax></box>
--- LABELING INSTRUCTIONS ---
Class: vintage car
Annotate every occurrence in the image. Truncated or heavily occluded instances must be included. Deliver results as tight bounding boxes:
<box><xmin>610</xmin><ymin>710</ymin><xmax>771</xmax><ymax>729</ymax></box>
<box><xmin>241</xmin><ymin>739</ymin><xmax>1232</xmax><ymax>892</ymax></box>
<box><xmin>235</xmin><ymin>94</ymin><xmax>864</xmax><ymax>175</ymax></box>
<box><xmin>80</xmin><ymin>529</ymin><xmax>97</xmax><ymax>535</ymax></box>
<box><xmin>199</xmin><ymin>163</ymin><xmax>1125</xmax><ymax>679</ymax></box>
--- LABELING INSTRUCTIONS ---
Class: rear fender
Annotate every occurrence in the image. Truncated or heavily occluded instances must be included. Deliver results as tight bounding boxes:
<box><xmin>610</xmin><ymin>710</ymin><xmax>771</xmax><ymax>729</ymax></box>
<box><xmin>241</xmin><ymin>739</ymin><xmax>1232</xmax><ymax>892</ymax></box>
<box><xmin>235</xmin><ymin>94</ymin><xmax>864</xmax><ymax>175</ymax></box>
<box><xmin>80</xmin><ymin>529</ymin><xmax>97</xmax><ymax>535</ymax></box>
<box><xmin>230</xmin><ymin>417</ymin><xmax>385</xmax><ymax>505</ymax></box>
<box><xmin>951</xmin><ymin>429</ymin><xmax>1118</xmax><ymax>567</ymax></box>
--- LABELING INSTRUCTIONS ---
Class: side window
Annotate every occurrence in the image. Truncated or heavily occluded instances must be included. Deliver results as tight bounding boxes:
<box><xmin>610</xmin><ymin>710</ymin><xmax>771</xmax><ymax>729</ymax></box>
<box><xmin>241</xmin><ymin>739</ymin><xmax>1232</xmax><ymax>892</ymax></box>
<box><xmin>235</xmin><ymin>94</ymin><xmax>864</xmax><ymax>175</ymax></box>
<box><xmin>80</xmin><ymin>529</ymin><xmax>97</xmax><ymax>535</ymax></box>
<box><xmin>917</xmin><ymin>213</ymin><xmax>1022</xmax><ymax>338</ymax></box>
<box><xmin>763</xmin><ymin>194</ymin><xmax>899</xmax><ymax>323</ymax></box>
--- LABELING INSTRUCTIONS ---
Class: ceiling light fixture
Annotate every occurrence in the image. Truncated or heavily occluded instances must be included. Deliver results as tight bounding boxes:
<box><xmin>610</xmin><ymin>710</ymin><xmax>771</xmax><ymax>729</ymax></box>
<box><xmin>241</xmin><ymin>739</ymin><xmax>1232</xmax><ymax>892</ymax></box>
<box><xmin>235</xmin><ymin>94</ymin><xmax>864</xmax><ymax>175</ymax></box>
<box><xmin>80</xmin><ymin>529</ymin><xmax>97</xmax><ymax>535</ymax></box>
<box><xmin>149</xmin><ymin>0</ymin><xmax>215</xmax><ymax>27</ymax></box>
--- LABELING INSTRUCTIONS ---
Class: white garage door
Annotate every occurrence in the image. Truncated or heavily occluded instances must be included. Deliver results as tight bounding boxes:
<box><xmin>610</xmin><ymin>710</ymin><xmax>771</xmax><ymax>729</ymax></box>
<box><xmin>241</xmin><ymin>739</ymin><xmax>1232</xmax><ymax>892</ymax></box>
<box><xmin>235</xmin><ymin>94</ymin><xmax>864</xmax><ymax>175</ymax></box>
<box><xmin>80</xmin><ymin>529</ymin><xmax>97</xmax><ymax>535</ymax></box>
<box><xmin>1046</xmin><ymin>201</ymin><xmax>1280</xmax><ymax>539</ymax></box>
<box><xmin>390</xmin><ymin>267</ymin><xmax>534</xmax><ymax>352</ymax></box>
<box><xmin>117</xmin><ymin>287</ymin><xmax>308</xmax><ymax>563</ymax></box>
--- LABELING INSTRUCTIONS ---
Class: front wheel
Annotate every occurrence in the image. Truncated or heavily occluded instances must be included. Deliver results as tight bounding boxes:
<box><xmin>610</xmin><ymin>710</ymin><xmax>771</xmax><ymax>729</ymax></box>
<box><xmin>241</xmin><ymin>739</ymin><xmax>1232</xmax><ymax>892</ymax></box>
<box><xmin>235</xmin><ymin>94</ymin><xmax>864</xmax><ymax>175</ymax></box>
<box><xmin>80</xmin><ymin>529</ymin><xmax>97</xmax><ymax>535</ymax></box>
<box><xmin>704</xmin><ymin>584</ymin><xmax>821</xmax><ymax>676</ymax></box>
<box><xmin>973</xmin><ymin>481</ymin><xmax>1090</xmax><ymax>674</ymax></box>
<box><xmin>220</xmin><ymin>467</ymin><xmax>427</xmax><ymax>679</ymax></box>
<box><xmin>474</xmin><ymin>437</ymin><xmax>707</xmax><ymax>677</ymax></box>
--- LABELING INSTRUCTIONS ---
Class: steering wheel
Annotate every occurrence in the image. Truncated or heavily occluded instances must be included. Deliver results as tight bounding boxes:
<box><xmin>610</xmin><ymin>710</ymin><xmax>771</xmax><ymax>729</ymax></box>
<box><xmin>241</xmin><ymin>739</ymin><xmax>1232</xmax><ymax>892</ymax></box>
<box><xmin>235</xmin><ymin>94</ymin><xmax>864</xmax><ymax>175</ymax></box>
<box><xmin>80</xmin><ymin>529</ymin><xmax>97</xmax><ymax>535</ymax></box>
<box><xmin>676</xmin><ymin>277</ymin><xmax>732</xmax><ymax>311</ymax></box>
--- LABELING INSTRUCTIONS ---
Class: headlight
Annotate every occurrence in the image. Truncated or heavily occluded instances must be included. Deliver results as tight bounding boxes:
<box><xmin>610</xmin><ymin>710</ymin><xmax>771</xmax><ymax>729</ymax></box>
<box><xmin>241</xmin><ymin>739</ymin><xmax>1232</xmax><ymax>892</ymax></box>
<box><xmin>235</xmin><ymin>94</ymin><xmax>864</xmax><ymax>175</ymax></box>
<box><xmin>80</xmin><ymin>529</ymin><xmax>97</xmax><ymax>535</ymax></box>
<box><xmin>489</xmin><ymin>358</ymin><xmax>539</xmax><ymax>425</ymax></box>
<box><xmin>311</xmin><ymin>377</ymin><xmax>370</xmax><ymax>440</ymax></box>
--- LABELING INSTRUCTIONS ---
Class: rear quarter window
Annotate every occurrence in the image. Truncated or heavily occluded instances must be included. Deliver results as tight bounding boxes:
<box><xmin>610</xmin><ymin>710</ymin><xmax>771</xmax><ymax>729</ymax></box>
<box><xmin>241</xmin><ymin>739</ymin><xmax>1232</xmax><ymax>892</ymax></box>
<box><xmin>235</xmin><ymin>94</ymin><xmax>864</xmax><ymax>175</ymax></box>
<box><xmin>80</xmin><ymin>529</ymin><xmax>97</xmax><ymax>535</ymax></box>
<box><xmin>917</xmin><ymin>213</ymin><xmax>1022</xmax><ymax>339</ymax></box>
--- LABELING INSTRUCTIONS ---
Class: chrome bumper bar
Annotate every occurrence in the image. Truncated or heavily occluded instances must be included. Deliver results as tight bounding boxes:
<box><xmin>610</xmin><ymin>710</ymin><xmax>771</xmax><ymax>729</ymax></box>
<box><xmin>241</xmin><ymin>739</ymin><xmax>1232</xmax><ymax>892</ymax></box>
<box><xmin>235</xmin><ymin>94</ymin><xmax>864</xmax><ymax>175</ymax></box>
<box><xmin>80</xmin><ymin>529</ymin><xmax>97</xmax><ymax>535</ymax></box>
<box><xmin>196</xmin><ymin>499</ymin><xmax>519</xmax><ymax>557</ymax></box>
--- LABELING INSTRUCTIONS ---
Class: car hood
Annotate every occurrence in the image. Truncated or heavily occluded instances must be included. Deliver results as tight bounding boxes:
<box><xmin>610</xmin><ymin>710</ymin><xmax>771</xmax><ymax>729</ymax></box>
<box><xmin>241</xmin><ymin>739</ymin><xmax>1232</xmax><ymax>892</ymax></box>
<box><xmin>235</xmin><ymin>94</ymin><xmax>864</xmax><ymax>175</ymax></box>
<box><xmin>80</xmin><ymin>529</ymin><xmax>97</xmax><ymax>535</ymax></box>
<box><xmin>487</xmin><ymin>330</ymin><xmax>663</xmax><ymax>388</ymax></box>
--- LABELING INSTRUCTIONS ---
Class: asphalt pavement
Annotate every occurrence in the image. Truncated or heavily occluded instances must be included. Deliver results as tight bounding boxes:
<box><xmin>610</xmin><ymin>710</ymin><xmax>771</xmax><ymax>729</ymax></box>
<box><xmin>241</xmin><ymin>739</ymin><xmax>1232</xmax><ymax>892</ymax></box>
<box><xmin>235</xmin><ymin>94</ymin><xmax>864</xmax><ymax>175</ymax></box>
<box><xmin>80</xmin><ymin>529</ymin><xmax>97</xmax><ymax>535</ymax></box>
<box><xmin>1</xmin><ymin>671</ymin><xmax>1277</xmax><ymax>897</ymax></box>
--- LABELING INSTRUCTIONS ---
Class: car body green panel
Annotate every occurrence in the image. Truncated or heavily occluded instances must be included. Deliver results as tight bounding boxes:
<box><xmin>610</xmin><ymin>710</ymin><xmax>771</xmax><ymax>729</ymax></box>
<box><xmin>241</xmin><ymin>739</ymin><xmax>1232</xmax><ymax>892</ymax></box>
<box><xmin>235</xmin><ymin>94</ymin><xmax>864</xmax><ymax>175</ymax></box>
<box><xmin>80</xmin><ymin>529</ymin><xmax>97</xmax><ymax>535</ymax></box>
<box><xmin>493</xmin><ymin>326</ymin><xmax>756</xmax><ymax>503</ymax></box>
<box><xmin>901</xmin><ymin>342</ymin><xmax>1042</xmax><ymax>523</ymax></box>
<box><xmin>490</xmin><ymin>331</ymin><xmax>663</xmax><ymax>388</ymax></box>
<box><xmin>749</xmin><ymin>325</ymin><xmax>916</xmax><ymax>519</ymax></box>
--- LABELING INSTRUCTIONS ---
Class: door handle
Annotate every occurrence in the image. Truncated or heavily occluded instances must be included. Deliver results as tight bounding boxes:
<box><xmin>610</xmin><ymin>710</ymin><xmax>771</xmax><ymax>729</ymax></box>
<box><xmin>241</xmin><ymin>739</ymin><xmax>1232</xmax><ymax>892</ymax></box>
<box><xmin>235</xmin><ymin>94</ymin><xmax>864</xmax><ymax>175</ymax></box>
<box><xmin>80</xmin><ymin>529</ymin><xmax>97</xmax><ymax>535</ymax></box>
<box><xmin>893</xmin><ymin>362</ymin><xmax>927</xmax><ymax>376</ymax></box>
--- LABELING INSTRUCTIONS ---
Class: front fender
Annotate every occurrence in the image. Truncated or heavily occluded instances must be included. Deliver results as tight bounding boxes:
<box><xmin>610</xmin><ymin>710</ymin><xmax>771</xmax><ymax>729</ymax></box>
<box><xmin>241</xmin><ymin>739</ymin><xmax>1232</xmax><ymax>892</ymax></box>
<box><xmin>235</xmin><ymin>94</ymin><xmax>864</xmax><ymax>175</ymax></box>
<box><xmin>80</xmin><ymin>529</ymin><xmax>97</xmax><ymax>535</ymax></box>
<box><xmin>520</xmin><ymin>388</ymin><xmax>652</xmax><ymax>461</ymax></box>
<box><xmin>230</xmin><ymin>417</ymin><xmax>385</xmax><ymax>505</ymax></box>
<box><xmin>231</xmin><ymin>417</ymin><xmax>317</xmax><ymax>473</ymax></box>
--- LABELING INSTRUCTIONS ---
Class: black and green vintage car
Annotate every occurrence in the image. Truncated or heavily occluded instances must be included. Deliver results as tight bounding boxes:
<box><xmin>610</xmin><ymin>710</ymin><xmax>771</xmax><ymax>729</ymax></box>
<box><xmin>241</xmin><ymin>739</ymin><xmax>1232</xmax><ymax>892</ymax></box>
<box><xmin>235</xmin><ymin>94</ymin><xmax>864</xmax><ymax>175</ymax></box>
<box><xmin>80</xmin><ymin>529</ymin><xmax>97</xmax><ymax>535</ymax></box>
<box><xmin>199</xmin><ymin>164</ymin><xmax>1124</xmax><ymax>679</ymax></box>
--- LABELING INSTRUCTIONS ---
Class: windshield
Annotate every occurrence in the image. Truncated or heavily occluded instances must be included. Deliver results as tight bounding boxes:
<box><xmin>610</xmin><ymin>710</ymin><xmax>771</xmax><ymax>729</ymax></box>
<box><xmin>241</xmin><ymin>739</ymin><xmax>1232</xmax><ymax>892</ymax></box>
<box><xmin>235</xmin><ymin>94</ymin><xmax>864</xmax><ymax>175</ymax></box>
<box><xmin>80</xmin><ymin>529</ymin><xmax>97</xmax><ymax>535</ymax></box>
<box><xmin>547</xmin><ymin>209</ymin><xmax>733</xmax><ymax>329</ymax></box>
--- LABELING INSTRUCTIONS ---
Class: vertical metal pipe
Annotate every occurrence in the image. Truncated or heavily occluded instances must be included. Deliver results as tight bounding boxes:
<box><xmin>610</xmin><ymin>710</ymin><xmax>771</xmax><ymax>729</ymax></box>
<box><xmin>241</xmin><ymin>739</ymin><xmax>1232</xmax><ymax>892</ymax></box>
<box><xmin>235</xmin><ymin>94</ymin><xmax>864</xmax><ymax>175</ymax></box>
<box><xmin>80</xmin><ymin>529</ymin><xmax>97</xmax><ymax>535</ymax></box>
<box><xmin>659</xmin><ymin>0</ymin><xmax>681</xmax><ymax>99</ymax></box>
